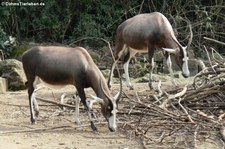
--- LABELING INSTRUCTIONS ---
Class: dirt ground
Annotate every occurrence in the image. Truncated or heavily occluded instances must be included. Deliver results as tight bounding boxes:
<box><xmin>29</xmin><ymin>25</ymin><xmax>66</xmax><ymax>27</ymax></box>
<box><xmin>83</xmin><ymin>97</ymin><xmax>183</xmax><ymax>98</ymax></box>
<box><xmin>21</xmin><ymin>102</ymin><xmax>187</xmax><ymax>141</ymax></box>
<box><xmin>0</xmin><ymin>81</ymin><xmax>224</xmax><ymax>149</ymax></box>
<box><xmin>0</xmin><ymin>83</ymin><xmax>145</xmax><ymax>149</ymax></box>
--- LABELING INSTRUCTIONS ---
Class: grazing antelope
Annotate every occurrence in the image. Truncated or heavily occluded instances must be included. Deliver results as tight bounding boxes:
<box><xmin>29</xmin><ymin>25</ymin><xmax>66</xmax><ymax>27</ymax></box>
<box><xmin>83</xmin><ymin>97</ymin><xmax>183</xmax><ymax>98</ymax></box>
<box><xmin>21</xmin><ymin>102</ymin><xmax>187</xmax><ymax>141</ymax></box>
<box><xmin>22</xmin><ymin>46</ymin><xmax>122</xmax><ymax>132</ymax></box>
<box><xmin>108</xmin><ymin>12</ymin><xmax>193</xmax><ymax>89</ymax></box>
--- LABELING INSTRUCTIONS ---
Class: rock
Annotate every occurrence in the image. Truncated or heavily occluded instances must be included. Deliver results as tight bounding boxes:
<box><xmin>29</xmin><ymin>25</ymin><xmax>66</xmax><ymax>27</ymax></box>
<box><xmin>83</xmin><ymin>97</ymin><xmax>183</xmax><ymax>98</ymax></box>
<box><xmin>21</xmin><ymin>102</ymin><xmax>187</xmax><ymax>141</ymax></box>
<box><xmin>0</xmin><ymin>77</ymin><xmax>8</xmax><ymax>93</ymax></box>
<box><xmin>0</xmin><ymin>59</ymin><xmax>26</xmax><ymax>91</ymax></box>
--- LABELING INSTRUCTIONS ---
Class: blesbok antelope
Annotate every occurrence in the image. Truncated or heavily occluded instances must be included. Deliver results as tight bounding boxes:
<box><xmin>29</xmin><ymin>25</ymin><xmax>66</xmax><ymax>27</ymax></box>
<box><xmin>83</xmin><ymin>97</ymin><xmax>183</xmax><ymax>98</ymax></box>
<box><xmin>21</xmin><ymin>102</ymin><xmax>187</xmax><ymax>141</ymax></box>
<box><xmin>22</xmin><ymin>46</ymin><xmax>122</xmax><ymax>132</ymax></box>
<box><xmin>108</xmin><ymin>12</ymin><xmax>193</xmax><ymax>89</ymax></box>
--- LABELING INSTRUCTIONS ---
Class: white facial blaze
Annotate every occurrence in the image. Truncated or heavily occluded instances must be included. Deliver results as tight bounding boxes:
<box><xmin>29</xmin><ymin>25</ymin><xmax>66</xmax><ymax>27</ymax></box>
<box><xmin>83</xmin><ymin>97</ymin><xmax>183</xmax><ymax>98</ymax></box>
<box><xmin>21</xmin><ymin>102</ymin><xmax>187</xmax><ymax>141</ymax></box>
<box><xmin>108</xmin><ymin>98</ymin><xmax>117</xmax><ymax>131</ymax></box>
<box><xmin>182</xmin><ymin>47</ymin><xmax>190</xmax><ymax>77</ymax></box>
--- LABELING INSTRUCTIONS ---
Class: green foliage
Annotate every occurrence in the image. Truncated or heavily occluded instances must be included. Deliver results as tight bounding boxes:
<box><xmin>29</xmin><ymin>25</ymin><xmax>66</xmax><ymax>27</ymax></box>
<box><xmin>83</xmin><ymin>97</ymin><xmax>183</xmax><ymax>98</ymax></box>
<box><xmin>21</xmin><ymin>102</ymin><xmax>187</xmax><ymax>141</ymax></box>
<box><xmin>71</xmin><ymin>0</ymin><xmax>124</xmax><ymax>47</ymax></box>
<box><xmin>0</xmin><ymin>0</ymin><xmax>224</xmax><ymax>58</ymax></box>
<box><xmin>0</xmin><ymin>25</ymin><xmax>16</xmax><ymax>58</ymax></box>
<box><xmin>12</xmin><ymin>45</ymin><xmax>28</xmax><ymax>58</ymax></box>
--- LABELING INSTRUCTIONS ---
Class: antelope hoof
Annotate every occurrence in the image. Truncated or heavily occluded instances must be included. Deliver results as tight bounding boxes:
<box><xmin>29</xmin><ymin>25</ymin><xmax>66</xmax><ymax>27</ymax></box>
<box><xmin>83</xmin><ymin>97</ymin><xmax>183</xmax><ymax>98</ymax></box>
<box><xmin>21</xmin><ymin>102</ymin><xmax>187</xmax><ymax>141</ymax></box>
<box><xmin>31</xmin><ymin>118</ymin><xmax>36</xmax><ymax>124</ymax></box>
<box><xmin>109</xmin><ymin>126</ymin><xmax>116</xmax><ymax>132</ymax></box>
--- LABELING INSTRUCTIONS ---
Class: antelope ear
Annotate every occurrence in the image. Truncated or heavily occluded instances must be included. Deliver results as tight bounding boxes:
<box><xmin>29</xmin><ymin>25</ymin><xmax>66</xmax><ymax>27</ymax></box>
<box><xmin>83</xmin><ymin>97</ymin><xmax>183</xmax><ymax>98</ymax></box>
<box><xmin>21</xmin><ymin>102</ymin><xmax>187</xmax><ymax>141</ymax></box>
<box><xmin>91</xmin><ymin>95</ymin><xmax>104</xmax><ymax>104</ymax></box>
<box><xmin>162</xmin><ymin>48</ymin><xmax>176</xmax><ymax>54</ymax></box>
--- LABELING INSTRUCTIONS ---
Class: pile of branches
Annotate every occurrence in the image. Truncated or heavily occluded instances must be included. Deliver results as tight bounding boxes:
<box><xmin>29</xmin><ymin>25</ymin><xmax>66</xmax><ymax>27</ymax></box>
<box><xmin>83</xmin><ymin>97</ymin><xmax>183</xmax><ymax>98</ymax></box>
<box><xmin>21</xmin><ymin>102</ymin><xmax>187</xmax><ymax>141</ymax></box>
<box><xmin>119</xmin><ymin>47</ymin><xmax>225</xmax><ymax>147</ymax></box>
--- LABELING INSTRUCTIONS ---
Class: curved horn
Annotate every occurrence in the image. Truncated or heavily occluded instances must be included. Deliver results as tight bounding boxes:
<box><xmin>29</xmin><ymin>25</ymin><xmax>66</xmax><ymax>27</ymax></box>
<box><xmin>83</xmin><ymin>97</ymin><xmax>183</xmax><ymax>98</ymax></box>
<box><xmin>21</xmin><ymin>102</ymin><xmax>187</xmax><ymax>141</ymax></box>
<box><xmin>115</xmin><ymin>68</ymin><xmax>122</xmax><ymax>104</ymax></box>
<box><xmin>100</xmin><ymin>79</ymin><xmax>112</xmax><ymax>101</ymax></box>
<box><xmin>99</xmin><ymin>41</ymin><xmax>122</xmax><ymax>105</ymax></box>
<box><xmin>170</xmin><ymin>19</ymin><xmax>193</xmax><ymax>50</ymax></box>
<box><xmin>108</xmin><ymin>42</ymin><xmax>122</xmax><ymax>104</ymax></box>
<box><xmin>99</xmin><ymin>61</ymin><xmax>122</xmax><ymax>104</ymax></box>
<box><xmin>186</xmin><ymin>20</ymin><xmax>193</xmax><ymax>50</ymax></box>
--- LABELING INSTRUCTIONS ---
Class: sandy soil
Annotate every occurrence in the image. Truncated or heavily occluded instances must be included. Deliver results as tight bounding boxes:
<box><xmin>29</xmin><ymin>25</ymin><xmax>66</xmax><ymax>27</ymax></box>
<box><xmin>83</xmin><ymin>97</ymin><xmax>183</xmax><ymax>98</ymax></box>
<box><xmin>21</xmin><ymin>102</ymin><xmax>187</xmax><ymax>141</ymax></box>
<box><xmin>0</xmin><ymin>81</ymin><xmax>223</xmax><ymax>149</ymax></box>
<box><xmin>0</xmin><ymin>84</ymin><xmax>143</xmax><ymax>149</ymax></box>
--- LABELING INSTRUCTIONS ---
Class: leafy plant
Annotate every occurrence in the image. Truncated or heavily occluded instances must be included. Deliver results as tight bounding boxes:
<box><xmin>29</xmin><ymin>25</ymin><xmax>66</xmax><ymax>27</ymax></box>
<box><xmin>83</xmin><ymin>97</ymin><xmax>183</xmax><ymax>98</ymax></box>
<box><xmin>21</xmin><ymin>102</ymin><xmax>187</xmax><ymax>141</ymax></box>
<box><xmin>0</xmin><ymin>25</ymin><xmax>16</xmax><ymax>58</ymax></box>
<box><xmin>0</xmin><ymin>0</ymin><xmax>224</xmax><ymax>58</ymax></box>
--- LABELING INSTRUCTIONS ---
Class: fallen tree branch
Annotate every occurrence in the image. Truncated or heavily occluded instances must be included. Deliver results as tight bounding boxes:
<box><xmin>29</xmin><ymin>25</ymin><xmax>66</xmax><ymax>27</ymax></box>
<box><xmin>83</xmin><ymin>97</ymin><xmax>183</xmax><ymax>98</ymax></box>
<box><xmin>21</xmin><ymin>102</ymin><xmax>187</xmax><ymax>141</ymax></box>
<box><xmin>178</xmin><ymin>97</ymin><xmax>194</xmax><ymax>123</ymax></box>
<box><xmin>204</xmin><ymin>37</ymin><xmax>225</xmax><ymax>46</ymax></box>
<box><xmin>0</xmin><ymin>122</ymin><xmax>109</xmax><ymax>134</ymax></box>
<box><xmin>36</xmin><ymin>96</ymin><xmax>76</xmax><ymax>108</ymax></box>
<box><xmin>159</xmin><ymin>85</ymin><xmax>188</xmax><ymax>108</ymax></box>
<box><xmin>196</xmin><ymin>110</ymin><xmax>218</xmax><ymax>123</ymax></box>
<box><xmin>0</xmin><ymin>125</ymin><xmax>73</xmax><ymax>134</ymax></box>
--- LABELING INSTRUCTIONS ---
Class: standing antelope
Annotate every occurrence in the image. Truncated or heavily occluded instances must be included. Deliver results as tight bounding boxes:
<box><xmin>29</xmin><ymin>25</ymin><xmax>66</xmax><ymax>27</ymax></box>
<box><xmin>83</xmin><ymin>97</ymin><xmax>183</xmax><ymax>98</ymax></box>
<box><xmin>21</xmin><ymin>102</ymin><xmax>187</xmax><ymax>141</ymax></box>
<box><xmin>108</xmin><ymin>12</ymin><xmax>193</xmax><ymax>89</ymax></box>
<box><xmin>22</xmin><ymin>46</ymin><xmax>122</xmax><ymax>132</ymax></box>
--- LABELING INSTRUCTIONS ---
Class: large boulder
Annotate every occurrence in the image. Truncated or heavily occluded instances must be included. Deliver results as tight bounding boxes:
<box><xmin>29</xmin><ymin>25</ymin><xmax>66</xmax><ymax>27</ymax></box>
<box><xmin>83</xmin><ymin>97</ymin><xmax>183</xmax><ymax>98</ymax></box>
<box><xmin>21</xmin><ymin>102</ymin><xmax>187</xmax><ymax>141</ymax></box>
<box><xmin>0</xmin><ymin>59</ymin><xmax>26</xmax><ymax>91</ymax></box>
<box><xmin>0</xmin><ymin>77</ymin><xmax>8</xmax><ymax>93</ymax></box>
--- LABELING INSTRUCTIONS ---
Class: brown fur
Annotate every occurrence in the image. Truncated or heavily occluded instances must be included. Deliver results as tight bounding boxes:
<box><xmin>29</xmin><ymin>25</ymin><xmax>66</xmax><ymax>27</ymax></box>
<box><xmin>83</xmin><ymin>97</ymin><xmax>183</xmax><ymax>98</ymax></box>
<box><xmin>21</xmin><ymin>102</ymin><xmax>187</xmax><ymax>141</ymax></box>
<box><xmin>22</xmin><ymin>46</ymin><xmax>120</xmax><ymax>131</ymax></box>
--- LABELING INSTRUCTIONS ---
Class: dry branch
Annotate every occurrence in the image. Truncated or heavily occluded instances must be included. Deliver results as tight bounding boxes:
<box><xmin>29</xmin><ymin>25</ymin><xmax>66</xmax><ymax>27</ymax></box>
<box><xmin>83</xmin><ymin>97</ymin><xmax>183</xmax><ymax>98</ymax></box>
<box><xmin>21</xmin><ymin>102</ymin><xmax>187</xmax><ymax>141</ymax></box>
<box><xmin>159</xmin><ymin>85</ymin><xmax>188</xmax><ymax>108</ymax></box>
<box><xmin>36</xmin><ymin>96</ymin><xmax>76</xmax><ymax>108</ymax></box>
<box><xmin>204</xmin><ymin>37</ymin><xmax>225</xmax><ymax>46</ymax></box>
<box><xmin>118</xmin><ymin>46</ymin><xmax>225</xmax><ymax>145</ymax></box>
<box><xmin>0</xmin><ymin>122</ymin><xmax>108</xmax><ymax>134</ymax></box>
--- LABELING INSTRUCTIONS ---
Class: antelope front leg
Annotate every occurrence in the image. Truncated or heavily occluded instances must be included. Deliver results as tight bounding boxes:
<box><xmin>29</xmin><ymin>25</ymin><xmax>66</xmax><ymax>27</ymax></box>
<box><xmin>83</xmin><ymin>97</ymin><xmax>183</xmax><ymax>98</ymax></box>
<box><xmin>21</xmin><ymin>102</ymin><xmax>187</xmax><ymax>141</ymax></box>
<box><xmin>32</xmin><ymin>93</ymin><xmax>39</xmax><ymax>117</ymax></box>
<box><xmin>74</xmin><ymin>96</ymin><xmax>81</xmax><ymax>125</ymax></box>
<box><xmin>77</xmin><ymin>88</ymin><xmax>98</xmax><ymax>132</ymax></box>
<box><xmin>85</xmin><ymin>104</ymin><xmax>98</xmax><ymax>132</ymax></box>
<box><xmin>167</xmin><ymin>55</ymin><xmax>178</xmax><ymax>86</ymax></box>
<box><xmin>29</xmin><ymin>90</ymin><xmax>39</xmax><ymax>124</ymax></box>
<box><xmin>123</xmin><ymin>50</ymin><xmax>136</xmax><ymax>90</ymax></box>
<box><xmin>148</xmin><ymin>57</ymin><xmax>155</xmax><ymax>90</ymax></box>
<box><xmin>123</xmin><ymin>61</ymin><xmax>134</xmax><ymax>90</ymax></box>
<box><xmin>148</xmin><ymin>46</ymin><xmax>155</xmax><ymax>90</ymax></box>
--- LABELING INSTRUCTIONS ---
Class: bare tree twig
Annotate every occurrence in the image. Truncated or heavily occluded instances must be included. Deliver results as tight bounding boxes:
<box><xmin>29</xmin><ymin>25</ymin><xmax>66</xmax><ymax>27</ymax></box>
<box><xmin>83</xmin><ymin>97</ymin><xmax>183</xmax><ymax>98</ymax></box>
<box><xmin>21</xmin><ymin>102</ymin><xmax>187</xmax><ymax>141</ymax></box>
<box><xmin>204</xmin><ymin>37</ymin><xmax>225</xmax><ymax>46</ymax></box>
<box><xmin>138</xmin><ymin>0</ymin><xmax>145</xmax><ymax>14</ymax></box>
<box><xmin>203</xmin><ymin>45</ymin><xmax>216</xmax><ymax>73</ymax></box>
<box><xmin>36</xmin><ymin>96</ymin><xmax>76</xmax><ymax>108</ymax></box>
<box><xmin>159</xmin><ymin>85</ymin><xmax>188</xmax><ymax>108</ymax></box>
<box><xmin>178</xmin><ymin>97</ymin><xmax>194</xmax><ymax>123</ymax></box>
<box><xmin>0</xmin><ymin>122</ymin><xmax>109</xmax><ymax>134</ymax></box>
